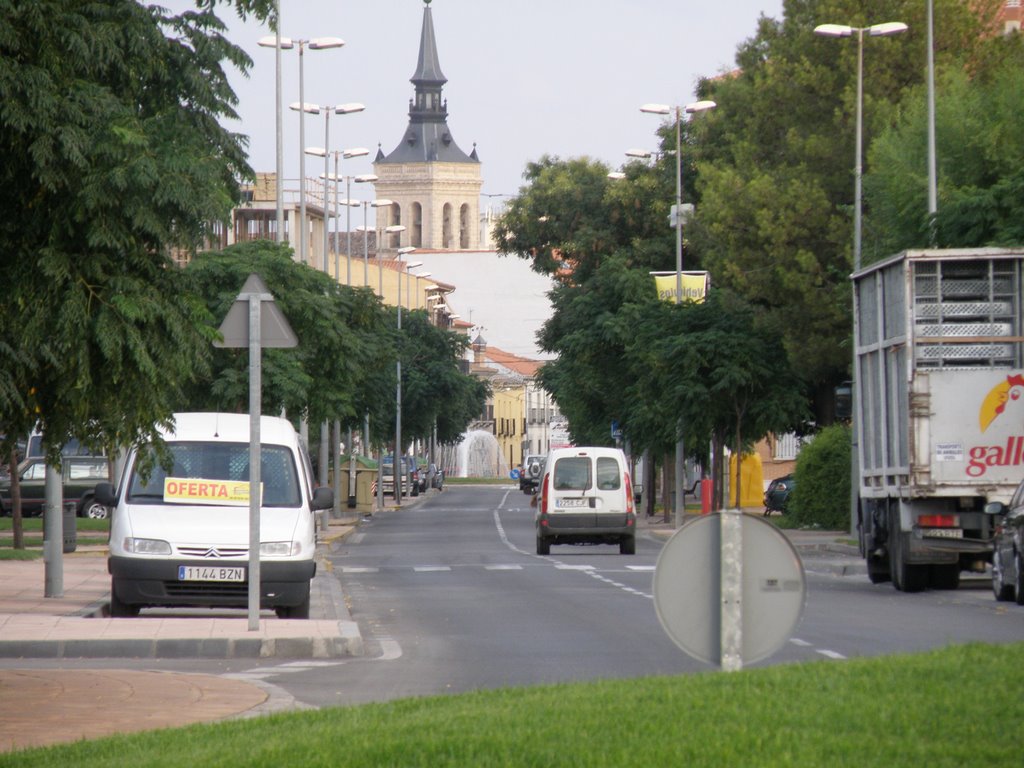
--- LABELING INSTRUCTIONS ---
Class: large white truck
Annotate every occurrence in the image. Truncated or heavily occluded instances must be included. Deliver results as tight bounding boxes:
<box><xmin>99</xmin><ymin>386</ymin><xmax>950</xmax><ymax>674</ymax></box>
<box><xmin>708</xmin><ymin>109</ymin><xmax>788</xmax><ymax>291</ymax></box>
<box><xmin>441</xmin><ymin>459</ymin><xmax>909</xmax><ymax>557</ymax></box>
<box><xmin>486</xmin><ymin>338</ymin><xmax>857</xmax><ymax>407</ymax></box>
<box><xmin>853</xmin><ymin>248</ymin><xmax>1023</xmax><ymax>591</ymax></box>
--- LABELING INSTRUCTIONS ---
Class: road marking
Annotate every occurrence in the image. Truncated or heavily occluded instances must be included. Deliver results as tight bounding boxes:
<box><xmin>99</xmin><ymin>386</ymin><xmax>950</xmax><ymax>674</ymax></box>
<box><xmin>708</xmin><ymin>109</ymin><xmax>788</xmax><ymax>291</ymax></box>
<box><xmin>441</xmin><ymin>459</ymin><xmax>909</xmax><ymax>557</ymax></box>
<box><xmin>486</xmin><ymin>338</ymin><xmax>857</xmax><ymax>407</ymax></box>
<box><xmin>817</xmin><ymin>649</ymin><xmax>847</xmax><ymax>660</ymax></box>
<box><xmin>789</xmin><ymin>638</ymin><xmax>812</xmax><ymax>647</ymax></box>
<box><xmin>340</xmin><ymin>567</ymin><xmax>379</xmax><ymax>573</ymax></box>
<box><xmin>485</xmin><ymin>565</ymin><xmax>523</xmax><ymax>570</ymax></box>
<box><xmin>555</xmin><ymin>564</ymin><xmax>595</xmax><ymax>571</ymax></box>
<box><xmin>626</xmin><ymin>565</ymin><xmax>656</xmax><ymax>571</ymax></box>
<box><xmin>414</xmin><ymin>566</ymin><xmax>451</xmax><ymax>572</ymax></box>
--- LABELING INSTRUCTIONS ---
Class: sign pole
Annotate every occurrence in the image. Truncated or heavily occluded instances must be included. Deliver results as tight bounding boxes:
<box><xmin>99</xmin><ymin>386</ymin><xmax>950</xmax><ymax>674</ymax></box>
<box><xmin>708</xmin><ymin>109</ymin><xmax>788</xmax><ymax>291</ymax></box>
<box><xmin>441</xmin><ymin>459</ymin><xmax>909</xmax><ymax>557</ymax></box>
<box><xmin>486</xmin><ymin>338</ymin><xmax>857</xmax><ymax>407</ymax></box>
<box><xmin>247</xmin><ymin>292</ymin><xmax>262</xmax><ymax>631</ymax></box>
<box><xmin>215</xmin><ymin>273</ymin><xmax>298</xmax><ymax>632</ymax></box>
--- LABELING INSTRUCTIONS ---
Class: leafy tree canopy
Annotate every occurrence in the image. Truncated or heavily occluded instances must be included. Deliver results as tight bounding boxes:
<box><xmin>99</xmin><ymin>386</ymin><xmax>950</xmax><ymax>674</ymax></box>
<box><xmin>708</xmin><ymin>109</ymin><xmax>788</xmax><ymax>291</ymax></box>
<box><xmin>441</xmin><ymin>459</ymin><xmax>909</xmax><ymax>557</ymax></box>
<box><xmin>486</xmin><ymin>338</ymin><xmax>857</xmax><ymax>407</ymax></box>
<box><xmin>0</xmin><ymin>0</ymin><xmax>271</xmax><ymax>462</ymax></box>
<box><xmin>865</xmin><ymin>37</ymin><xmax>1024</xmax><ymax>253</ymax></box>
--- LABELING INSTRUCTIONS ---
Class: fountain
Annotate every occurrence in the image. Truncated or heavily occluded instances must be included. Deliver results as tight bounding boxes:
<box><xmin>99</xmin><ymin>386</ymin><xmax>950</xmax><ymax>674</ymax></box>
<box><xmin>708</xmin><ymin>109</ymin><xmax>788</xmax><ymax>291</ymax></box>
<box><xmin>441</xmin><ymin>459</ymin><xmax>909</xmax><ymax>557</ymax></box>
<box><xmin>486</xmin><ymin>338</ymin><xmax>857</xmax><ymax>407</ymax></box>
<box><xmin>455</xmin><ymin>429</ymin><xmax>509</xmax><ymax>478</ymax></box>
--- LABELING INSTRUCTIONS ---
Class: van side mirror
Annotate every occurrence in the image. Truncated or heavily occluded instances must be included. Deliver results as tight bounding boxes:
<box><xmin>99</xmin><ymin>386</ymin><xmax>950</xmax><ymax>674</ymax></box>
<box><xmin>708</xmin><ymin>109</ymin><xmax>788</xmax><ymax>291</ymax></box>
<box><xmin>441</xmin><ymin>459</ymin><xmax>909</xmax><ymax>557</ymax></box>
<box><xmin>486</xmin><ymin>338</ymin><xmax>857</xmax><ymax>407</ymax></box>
<box><xmin>94</xmin><ymin>482</ymin><xmax>118</xmax><ymax>507</ymax></box>
<box><xmin>984</xmin><ymin>501</ymin><xmax>1008</xmax><ymax>516</ymax></box>
<box><xmin>311</xmin><ymin>486</ymin><xmax>334</xmax><ymax>511</ymax></box>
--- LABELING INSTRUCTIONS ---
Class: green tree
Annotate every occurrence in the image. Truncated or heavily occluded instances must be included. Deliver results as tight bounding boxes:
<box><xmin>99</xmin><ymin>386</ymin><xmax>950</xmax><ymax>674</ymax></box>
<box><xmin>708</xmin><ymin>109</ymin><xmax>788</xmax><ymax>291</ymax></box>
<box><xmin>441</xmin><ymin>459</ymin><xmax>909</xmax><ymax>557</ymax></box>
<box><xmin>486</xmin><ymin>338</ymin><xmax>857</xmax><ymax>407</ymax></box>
<box><xmin>865</xmin><ymin>39</ymin><xmax>1024</xmax><ymax>253</ymax></box>
<box><xmin>626</xmin><ymin>291</ymin><xmax>807</xmax><ymax>509</ymax></box>
<box><xmin>180</xmin><ymin>241</ymin><xmax>394</xmax><ymax>434</ymax></box>
<box><xmin>0</xmin><ymin>0</ymin><xmax>274</xmax><ymax>544</ymax></box>
<box><xmin>788</xmin><ymin>422</ymin><xmax>851</xmax><ymax>530</ymax></box>
<box><xmin>398</xmin><ymin>310</ymin><xmax>490</xmax><ymax>447</ymax></box>
<box><xmin>693</xmin><ymin>0</ymin><xmax>1000</xmax><ymax>418</ymax></box>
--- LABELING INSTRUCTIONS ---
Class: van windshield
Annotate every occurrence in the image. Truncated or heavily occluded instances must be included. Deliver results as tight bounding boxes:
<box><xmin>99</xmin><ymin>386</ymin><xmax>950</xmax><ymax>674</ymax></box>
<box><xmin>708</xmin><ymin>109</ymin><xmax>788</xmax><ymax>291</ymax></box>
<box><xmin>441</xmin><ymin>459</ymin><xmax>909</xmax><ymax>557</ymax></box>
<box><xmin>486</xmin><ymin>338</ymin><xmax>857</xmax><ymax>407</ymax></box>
<box><xmin>127</xmin><ymin>441</ymin><xmax>301</xmax><ymax>507</ymax></box>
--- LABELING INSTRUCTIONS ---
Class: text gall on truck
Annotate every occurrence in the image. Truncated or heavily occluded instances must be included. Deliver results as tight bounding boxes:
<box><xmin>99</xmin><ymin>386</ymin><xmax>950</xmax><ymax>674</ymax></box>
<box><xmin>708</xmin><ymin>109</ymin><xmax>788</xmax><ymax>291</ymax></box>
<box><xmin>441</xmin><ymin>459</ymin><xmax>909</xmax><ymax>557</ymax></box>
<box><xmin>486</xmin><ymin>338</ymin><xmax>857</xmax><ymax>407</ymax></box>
<box><xmin>853</xmin><ymin>248</ymin><xmax>1024</xmax><ymax>591</ymax></box>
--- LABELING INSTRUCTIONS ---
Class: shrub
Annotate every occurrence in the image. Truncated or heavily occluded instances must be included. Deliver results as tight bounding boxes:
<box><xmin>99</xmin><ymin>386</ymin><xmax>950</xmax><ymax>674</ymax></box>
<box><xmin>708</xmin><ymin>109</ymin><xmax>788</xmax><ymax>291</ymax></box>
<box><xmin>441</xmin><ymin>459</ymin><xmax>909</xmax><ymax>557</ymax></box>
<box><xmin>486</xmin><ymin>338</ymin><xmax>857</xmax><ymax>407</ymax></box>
<box><xmin>789</xmin><ymin>423</ymin><xmax>851</xmax><ymax>530</ymax></box>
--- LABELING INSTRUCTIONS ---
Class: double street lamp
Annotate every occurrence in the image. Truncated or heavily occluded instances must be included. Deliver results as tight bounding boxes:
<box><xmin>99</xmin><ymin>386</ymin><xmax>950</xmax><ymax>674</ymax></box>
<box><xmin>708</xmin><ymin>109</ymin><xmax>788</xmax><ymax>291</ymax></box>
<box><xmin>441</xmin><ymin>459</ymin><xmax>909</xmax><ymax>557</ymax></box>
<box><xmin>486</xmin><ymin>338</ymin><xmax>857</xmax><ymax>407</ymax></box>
<box><xmin>640</xmin><ymin>98</ymin><xmax>716</xmax><ymax>526</ymax></box>
<box><xmin>813</xmin><ymin>21</ymin><xmax>907</xmax><ymax>271</ymax></box>
<box><xmin>310</xmin><ymin>147</ymin><xmax>370</xmax><ymax>282</ymax></box>
<box><xmin>302</xmin><ymin>103</ymin><xmax>365</xmax><ymax>272</ymax></box>
<box><xmin>258</xmin><ymin>35</ymin><xmax>345</xmax><ymax>262</ymax></box>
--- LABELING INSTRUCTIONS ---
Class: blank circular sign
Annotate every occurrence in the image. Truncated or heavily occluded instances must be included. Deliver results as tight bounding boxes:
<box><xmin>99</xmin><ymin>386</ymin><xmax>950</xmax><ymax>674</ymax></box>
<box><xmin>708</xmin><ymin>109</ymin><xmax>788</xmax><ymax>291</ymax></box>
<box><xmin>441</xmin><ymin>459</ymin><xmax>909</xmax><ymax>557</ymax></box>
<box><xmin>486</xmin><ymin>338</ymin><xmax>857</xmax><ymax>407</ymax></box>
<box><xmin>653</xmin><ymin>513</ymin><xmax>806</xmax><ymax>666</ymax></box>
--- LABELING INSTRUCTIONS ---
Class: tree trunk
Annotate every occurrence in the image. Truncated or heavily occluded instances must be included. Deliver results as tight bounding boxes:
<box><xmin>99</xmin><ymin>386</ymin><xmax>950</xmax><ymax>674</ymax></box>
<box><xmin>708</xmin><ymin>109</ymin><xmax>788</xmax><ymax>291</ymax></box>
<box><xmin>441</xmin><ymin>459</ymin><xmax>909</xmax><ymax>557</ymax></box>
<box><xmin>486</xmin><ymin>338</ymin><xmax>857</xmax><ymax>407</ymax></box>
<box><xmin>9</xmin><ymin>450</ymin><xmax>23</xmax><ymax>549</ymax></box>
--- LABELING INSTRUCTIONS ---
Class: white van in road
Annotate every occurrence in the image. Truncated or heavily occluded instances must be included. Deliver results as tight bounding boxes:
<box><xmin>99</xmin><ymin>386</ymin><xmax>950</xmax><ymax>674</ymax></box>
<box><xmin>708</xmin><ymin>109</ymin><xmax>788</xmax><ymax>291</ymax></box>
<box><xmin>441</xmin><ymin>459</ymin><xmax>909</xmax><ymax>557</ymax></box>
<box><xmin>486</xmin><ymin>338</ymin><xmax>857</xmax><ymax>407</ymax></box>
<box><xmin>535</xmin><ymin>446</ymin><xmax>636</xmax><ymax>555</ymax></box>
<box><xmin>99</xmin><ymin>413</ymin><xmax>332</xmax><ymax>618</ymax></box>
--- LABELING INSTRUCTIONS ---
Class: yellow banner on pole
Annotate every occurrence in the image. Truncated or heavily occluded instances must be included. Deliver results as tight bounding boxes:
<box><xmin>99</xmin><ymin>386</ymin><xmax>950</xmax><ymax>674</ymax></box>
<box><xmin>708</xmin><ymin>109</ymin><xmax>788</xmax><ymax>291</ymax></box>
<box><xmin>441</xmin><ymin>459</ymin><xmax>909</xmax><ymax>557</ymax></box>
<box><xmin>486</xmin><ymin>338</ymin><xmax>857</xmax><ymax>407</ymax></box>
<box><xmin>652</xmin><ymin>272</ymin><xmax>709</xmax><ymax>303</ymax></box>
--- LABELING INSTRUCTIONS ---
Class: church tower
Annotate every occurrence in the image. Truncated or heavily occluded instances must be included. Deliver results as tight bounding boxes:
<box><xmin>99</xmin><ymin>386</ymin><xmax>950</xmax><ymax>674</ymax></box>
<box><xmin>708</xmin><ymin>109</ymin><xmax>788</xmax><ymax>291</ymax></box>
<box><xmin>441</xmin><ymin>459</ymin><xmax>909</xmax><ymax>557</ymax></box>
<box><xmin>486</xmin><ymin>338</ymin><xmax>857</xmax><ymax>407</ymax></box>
<box><xmin>374</xmin><ymin>0</ymin><xmax>482</xmax><ymax>251</ymax></box>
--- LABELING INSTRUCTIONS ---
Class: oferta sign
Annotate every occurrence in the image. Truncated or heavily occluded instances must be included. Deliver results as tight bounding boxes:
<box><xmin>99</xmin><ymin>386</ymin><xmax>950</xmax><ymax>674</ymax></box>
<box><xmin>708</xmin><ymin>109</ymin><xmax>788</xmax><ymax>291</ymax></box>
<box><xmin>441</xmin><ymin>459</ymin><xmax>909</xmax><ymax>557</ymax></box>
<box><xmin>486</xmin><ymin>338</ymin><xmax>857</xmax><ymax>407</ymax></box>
<box><xmin>163</xmin><ymin>477</ymin><xmax>259</xmax><ymax>506</ymax></box>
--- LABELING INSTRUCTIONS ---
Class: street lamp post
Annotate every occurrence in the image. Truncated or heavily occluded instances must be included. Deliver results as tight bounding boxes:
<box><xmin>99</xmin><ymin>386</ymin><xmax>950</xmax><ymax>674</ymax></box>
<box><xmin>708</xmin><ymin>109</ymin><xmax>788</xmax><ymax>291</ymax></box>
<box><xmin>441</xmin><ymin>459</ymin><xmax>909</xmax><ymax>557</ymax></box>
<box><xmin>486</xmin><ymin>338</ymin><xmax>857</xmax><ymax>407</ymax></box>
<box><xmin>394</xmin><ymin>250</ymin><xmax>419</xmax><ymax>506</ymax></box>
<box><xmin>303</xmin><ymin>104</ymin><xmax>365</xmax><ymax>273</ymax></box>
<box><xmin>260</xmin><ymin>35</ymin><xmax>343</xmax><ymax>264</ymax></box>
<box><xmin>815</xmin><ymin>20</ymin><xmax>907</xmax><ymax>542</ymax></box>
<box><xmin>640</xmin><ymin>99</ymin><xmax>716</xmax><ymax>527</ymax></box>
<box><xmin>412</xmin><ymin>272</ymin><xmax>432</xmax><ymax>310</ymax></box>
<box><xmin>356</xmin><ymin>181</ymin><xmax>383</xmax><ymax>287</ymax></box>
<box><xmin>814</xmin><ymin>21</ymin><xmax>907</xmax><ymax>271</ymax></box>
<box><xmin>314</xmin><ymin>150</ymin><xmax>369</xmax><ymax>282</ymax></box>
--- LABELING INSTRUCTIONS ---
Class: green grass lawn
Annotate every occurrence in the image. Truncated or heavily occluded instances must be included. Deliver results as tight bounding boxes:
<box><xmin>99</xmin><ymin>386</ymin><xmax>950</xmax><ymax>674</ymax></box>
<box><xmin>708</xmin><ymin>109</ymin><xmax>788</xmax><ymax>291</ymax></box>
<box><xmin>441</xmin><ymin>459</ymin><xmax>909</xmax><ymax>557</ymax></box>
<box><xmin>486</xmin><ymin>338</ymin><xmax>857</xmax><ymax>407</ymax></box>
<box><xmin>2</xmin><ymin>642</ymin><xmax>1021</xmax><ymax>767</ymax></box>
<box><xmin>0</xmin><ymin>517</ymin><xmax>108</xmax><ymax>559</ymax></box>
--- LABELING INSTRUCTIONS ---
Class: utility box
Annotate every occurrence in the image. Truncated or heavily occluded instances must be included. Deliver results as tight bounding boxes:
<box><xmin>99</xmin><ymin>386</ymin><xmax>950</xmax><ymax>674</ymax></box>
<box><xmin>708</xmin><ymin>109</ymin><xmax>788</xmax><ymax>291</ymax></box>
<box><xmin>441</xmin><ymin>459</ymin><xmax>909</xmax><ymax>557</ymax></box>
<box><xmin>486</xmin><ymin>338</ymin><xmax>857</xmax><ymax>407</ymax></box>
<box><xmin>336</xmin><ymin>455</ymin><xmax>378</xmax><ymax>515</ymax></box>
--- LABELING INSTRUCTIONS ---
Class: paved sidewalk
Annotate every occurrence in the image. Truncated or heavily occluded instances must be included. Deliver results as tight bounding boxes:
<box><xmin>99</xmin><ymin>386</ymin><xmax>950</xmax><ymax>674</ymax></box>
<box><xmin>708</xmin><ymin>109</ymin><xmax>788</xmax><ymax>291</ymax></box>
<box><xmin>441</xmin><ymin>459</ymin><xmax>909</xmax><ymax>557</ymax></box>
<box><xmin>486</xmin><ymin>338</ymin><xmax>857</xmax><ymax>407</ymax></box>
<box><xmin>0</xmin><ymin>517</ymin><xmax>364</xmax><ymax>661</ymax></box>
<box><xmin>0</xmin><ymin>513</ymin><xmax>371</xmax><ymax>754</ymax></box>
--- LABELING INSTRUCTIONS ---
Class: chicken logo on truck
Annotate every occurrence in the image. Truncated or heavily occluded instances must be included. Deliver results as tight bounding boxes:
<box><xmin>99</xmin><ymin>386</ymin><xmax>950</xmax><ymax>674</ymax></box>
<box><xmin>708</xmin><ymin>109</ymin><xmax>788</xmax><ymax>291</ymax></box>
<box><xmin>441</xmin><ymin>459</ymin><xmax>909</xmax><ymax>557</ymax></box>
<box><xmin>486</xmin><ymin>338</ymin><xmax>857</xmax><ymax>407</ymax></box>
<box><xmin>968</xmin><ymin>373</ymin><xmax>1024</xmax><ymax>479</ymax></box>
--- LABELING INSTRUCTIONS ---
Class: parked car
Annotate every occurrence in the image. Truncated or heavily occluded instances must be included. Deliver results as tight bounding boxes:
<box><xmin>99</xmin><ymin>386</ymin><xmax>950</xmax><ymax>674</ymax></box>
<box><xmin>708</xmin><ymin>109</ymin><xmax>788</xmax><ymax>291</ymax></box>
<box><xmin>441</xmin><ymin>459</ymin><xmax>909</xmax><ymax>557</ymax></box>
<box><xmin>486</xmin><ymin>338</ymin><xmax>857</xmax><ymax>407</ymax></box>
<box><xmin>0</xmin><ymin>456</ymin><xmax>112</xmax><ymax>518</ymax></box>
<box><xmin>381</xmin><ymin>455</ymin><xmax>415</xmax><ymax>497</ymax></box>
<box><xmin>535</xmin><ymin>446</ymin><xmax>636</xmax><ymax>555</ymax></box>
<box><xmin>985</xmin><ymin>482</ymin><xmax>1024</xmax><ymax>604</ymax></box>
<box><xmin>520</xmin><ymin>454</ymin><xmax>545</xmax><ymax>494</ymax></box>
<box><xmin>763</xmin><ymin>474</ymin><xmax>795</xmax><ymax>516</ymax></box>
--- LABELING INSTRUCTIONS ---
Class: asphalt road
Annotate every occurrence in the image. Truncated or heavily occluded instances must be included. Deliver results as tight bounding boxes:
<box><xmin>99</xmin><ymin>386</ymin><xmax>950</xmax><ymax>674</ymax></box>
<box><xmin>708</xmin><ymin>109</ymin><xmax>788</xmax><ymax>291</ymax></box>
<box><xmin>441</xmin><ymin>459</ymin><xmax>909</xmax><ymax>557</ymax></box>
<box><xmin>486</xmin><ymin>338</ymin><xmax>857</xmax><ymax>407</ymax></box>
<box><xmin>256</xmin><ymin>485</ymin><xmax>1024</xmax><ymax>709</ymax></box>
<box><xmin>4</xmin><ymin>485</ymin><xmax>1022</xmax><ymax>712</ymax></box>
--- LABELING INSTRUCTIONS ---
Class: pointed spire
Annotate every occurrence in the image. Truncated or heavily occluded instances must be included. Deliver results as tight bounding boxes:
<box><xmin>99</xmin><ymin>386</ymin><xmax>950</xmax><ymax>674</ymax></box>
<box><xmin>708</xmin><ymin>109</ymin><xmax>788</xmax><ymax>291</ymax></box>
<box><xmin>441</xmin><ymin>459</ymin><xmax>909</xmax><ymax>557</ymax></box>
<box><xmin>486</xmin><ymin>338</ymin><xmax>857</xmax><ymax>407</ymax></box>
<box><xmin>378</xmin><ymin>0</ymin><xmax>477</xmax><ymax>165</ymax></box>
<box><xmin>413</xmin><ymin>0</ymin><xmax>446</xmax><ymax>86</ymax></box>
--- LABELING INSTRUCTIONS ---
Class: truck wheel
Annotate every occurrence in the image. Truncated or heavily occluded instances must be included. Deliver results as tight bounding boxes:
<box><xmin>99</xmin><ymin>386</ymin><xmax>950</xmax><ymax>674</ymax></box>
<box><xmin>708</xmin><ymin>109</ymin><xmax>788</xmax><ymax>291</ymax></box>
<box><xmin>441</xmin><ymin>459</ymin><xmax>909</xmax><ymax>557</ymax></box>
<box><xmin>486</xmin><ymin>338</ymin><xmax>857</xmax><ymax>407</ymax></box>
<box><xmin>889</xmin><ymin>509</ymin><xmax>928</xmax><ymax>592</ymax></box>
<box><xmin>1015</xmin><ymin>552</ymin><xmax>1024</xmax><ymax>606</ymax></box>
<box><xmin>992</xmin><ymin>552</ymin><xmax>1014</xmax><ymax>601</ymax></box>
<box><xmin>536</xmin><ymin>534</ymin><xmax>550</xmax><ymax>556</ymax></box>
<box><xmin>866</xmin><ymin>556</ymin><xmax>890</xmax><ymax>584</ymax></box>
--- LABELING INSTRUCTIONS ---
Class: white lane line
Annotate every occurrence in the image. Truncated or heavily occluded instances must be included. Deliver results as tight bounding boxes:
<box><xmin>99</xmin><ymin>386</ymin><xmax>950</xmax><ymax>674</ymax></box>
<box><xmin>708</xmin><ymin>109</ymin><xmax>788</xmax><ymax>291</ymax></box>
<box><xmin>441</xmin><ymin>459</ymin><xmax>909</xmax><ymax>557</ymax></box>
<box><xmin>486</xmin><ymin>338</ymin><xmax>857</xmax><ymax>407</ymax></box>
<box><xmin>414</xmin><ymin>566</ymin><xmax>452</xmax><ymax>572</ymax></box>
<box><xmin>817</xmin><ymin>649</ymin><xmax>847</xmax><ymax>660</ymax></box>
<box><xmin>339</xmin><ymin>567</ymin><xmax>379</xmax><ymax>573</ymax></box>
<box><xmin>790</xmin><ymin>638</ymin><xmax>812</xmax><ymax>647</ymax></box>
<box><xmin>626</xmin><ymin>565</ymin><xmax>656</xmax><ymax>571</ymax></box>
<box><xmin>485</xmin><ymin>565</ymin><xmax>523</xmax><ymax>571</ymax></box>
<box><xmin>555</xmin><ymin>564</ymin><xmax>595</xmax><ymax>571</ymax></box>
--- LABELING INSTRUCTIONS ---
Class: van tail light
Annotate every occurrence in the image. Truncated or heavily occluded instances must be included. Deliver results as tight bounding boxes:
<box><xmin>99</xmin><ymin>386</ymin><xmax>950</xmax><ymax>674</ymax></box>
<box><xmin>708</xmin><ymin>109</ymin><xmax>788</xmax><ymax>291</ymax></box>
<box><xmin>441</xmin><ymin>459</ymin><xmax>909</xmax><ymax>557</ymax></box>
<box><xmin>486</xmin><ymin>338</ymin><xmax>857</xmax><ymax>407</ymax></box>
<box><xmin>540</xmin><ymin>472</ymin><xmax>550</xmax><ymax>514</ymax></box>
<box><xmin>625</xmin><ymin>472</ymin><xmax>634</xmax><ymax>515</ymax></box>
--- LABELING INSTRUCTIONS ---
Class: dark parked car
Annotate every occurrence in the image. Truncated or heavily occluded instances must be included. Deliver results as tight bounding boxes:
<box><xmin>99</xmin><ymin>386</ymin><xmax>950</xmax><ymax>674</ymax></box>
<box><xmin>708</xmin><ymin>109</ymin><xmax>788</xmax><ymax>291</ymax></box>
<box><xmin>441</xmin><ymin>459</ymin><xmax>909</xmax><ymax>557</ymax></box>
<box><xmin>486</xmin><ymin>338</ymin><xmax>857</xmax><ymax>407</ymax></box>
<box><xmin>763</xmin><ymin>474</ymin><xmax>795</xmax><ymax>516</ymax></box>
<box><xmin>985</xmin><ymin>482</ymin><xmax>1024</xmax><ymax>604</ymax></box>
<box><xmin>0</xmin><ymin>456</ymin><xmax>112</xmax><ymax>518</ymax></box>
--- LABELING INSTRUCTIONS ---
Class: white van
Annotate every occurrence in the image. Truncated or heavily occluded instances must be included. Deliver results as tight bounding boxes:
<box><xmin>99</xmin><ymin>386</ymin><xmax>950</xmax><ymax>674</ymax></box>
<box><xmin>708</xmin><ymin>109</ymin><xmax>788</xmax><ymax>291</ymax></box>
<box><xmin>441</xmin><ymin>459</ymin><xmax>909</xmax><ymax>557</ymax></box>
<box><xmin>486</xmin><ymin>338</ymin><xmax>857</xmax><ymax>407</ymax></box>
<box><xmin>99</xmin><ymin>413</ymin><xmax>331</xmax><ymax>618</ymax></box>
<box><xmin>535</xmin><ymin>446</ymin><xmax>636</xmax><ymax>555</ymax></box>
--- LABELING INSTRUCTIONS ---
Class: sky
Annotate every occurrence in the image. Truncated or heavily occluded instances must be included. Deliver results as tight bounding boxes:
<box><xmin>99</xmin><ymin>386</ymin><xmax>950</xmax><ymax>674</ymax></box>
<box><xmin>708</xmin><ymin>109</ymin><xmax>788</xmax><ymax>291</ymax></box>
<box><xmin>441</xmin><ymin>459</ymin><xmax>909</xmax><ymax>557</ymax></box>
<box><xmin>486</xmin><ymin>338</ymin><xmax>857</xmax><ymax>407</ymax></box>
<box><xmin>161</xmin><ymin>0</ymin><xmax>786</xmax><ymax>210</ymax></box>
